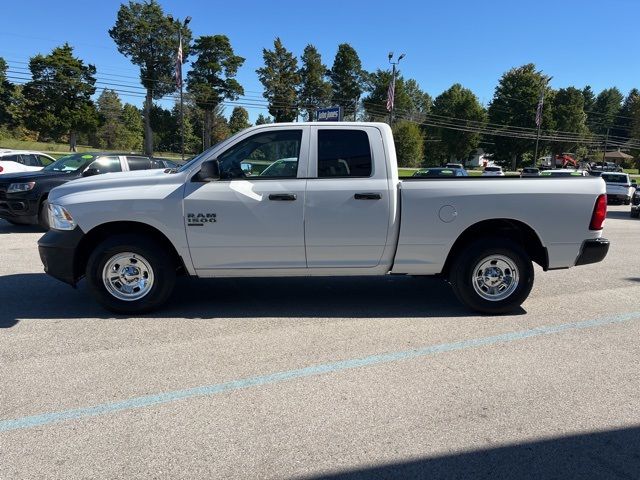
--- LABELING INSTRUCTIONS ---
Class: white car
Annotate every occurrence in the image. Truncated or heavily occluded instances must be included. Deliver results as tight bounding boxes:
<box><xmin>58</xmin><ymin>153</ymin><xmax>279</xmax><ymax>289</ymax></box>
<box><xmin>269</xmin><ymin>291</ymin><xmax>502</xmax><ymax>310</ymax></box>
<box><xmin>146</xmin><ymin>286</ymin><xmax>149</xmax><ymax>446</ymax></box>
<box><xmin>540</xmin><ymin>169</ymin><xmax>590</xmax><ymax>177</ymax></box>
<box><xmin>0</xmin><ymin>150</ymin><xmax>56</xmax><ymax>174</ymax></box>
<box><xmin>600</xmin><ymin>172</ymin><xmax>633</xmax><ymax>205</ymax></box>
<box><xmin>482</xmin><ymin>166</ymin><xmax>504</xmax><ymax>176</ymax></box>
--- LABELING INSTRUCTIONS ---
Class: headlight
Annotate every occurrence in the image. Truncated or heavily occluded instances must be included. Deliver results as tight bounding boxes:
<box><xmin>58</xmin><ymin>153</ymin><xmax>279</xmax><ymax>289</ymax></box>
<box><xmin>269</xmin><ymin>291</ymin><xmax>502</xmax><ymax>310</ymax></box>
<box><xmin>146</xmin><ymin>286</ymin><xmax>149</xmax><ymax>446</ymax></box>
<box><xmin>48</xmin><ymin>204</ymin><xmax>76</xmax><ymax>231</ymax></box>
<box><xmin>7</xmin><ymin>182</ymin><xmax>35</xmax><ymax>193</ymax></box>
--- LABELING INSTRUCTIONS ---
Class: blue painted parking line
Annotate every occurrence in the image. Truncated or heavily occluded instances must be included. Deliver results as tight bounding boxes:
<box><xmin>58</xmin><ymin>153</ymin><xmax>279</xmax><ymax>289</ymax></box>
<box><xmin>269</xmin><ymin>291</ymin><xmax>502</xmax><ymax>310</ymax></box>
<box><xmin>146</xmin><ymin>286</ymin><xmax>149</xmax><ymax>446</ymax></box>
<box><xmin>2</xmin><ymin>311</ymin><xmax>639</xmax><ymax>433</ymax></box>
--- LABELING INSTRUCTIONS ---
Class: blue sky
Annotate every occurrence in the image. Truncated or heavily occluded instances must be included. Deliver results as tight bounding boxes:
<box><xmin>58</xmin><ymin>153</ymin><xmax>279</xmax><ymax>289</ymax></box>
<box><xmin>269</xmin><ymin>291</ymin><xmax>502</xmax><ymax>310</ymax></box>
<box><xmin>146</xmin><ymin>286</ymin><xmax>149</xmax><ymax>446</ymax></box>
<box><xmin>2</xmin><ymin>0</ymin><xmax>638</xmax><ymax>122</ymax></box>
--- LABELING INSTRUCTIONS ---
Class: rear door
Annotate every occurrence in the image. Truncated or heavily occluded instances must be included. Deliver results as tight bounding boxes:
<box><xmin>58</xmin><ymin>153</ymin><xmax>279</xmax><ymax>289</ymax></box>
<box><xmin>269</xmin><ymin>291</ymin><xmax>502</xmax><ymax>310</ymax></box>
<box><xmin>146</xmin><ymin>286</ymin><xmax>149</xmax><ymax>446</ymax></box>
<box><xmin>304</xmin><ymin>126</ymin><xmax>391</xmax><ymax>268</ymax></box>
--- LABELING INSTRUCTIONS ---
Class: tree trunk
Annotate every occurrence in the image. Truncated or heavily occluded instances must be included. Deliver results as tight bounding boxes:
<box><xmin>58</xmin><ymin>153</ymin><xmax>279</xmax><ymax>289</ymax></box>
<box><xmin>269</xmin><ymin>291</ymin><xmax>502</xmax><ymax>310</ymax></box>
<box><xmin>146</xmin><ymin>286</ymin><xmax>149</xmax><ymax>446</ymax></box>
<box><xmin>143</xmin><ymin>89</ymin><xmax>153</xmax><ymax>156</ymax></box>
<box><xmin>69</xmin><ymin>132</ymin><xmax>77</xmax><ymax>152</ymax></box>
<box><xmin>511</xmin><ymin>153</ymin><xmax>517</xmax><ymax>172</ymax></box>
<box><xmin>204</xmin><ymin>109</ymin><xmax>212</xmax><ymax>150</ymax></box>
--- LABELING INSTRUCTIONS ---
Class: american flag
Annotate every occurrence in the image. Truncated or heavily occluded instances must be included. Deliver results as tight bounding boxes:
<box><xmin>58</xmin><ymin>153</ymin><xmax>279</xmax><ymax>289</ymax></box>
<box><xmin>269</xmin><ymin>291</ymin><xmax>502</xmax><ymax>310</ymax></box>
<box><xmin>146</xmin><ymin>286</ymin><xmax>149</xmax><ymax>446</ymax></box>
<box><xmin>386</xmin><ymin>80</ymin><xmax>395</xmax><ymax>112</ymax></box>
<box><xmin>535</xmin><ymin>94</ymin><xmax>544</xmax><ymax>127</ymax></box>
<box><xmin>175</xmin><ymin>38</ymin><xmax>183</xmax><ymax>89</ymax></box>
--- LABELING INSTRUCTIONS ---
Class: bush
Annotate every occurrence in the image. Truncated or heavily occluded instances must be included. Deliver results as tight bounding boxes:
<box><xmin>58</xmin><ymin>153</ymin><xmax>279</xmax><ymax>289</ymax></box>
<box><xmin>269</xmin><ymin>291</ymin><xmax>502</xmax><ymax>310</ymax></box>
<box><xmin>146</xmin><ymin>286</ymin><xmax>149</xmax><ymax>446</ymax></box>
<box><xmin>393</xmin><ymin>120</ymin><xmax>424</xmax><ymax>168</ymax></box>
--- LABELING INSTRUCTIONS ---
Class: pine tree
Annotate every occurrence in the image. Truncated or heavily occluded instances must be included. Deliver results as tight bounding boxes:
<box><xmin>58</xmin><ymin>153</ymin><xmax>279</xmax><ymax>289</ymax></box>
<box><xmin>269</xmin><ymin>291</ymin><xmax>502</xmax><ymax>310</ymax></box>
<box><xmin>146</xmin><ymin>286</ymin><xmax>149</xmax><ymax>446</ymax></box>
<box><xmin>329</xmin><ymin>44</ymin><xmax>365</xmax><ymax>120</ymax></box>
<box><xmin>256</xmin><ymin>38</ymin><xmax>300</xmax><ymax>122</ymax></box>
<box><xmin>298</xmin><ymin>44</ymin><xmax>331</xmax><ymax>121</ymax></box>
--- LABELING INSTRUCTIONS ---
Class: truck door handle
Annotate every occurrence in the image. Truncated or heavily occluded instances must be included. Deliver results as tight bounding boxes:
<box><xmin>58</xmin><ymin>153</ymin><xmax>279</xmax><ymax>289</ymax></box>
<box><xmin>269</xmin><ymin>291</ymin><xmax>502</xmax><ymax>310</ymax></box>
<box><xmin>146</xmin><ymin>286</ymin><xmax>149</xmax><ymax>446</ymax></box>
<box><xmin>354</xmin><ymin>193</ymin><xmax>382</xmax><ymax>200</ymax></box>
<box><xmin>268</xmin><ymin>193</ymin><xmax>297</xmax><ymax>201</ymax></box>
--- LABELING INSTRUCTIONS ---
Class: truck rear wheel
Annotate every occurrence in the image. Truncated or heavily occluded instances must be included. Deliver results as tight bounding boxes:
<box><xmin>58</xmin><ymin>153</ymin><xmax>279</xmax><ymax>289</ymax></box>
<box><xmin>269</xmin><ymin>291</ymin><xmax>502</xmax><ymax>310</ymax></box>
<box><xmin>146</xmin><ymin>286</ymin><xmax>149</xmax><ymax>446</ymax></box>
<box><xmin>86</xmin><ymin>234</ymin><xmax>176</xmax><ymax>314</ymax></box>
<box><xmin>449</xmin><ymin>238</ymin><xmax>534</xmax><ymax>314</ymax></box>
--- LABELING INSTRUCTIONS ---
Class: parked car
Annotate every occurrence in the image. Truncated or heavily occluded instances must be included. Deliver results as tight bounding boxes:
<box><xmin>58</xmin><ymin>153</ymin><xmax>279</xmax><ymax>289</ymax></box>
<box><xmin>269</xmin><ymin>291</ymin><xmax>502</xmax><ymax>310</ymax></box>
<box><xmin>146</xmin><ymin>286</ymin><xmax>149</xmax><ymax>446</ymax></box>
<box><xmin>445</xmin><ymin>163</ymin><xmax>465</xmax><ymax>170</ymax></box>
<box><xmin>0</xmin><ymin>152</ymin><xmax>167</xmax><ymax>228</ymax></box>
<box><xmin>630</xmin><ymin>185</ymin><xmax>640</xmax><ymax>218</ymax></box>
<box><xmin>0</xmin><ymin>150</ymin><xmax>56</xmax><ymax>174</ymax></box>
<box><xmin>482</xmin><ymin>166</ymin><xmax>504</xmax><ymax>176</ymax></box>
<box><xmin>39</xmin><ymin>122</ymin><xmax>608</xmax><ymax>315</ymax></box>
<box><xmin>413</xmin><ymin>167</ymin><xmax>468</xmax><ymax>177</ymax></box>
<box><xmin>520</xmin><ymin>167</ymin><xmax>540</xmax><ymax>177</ymax></box>
<box><xmin>600</xmin><ymin>172</ymin><xmax>633</xmax><ymax>205</ymax></box>
<box><xmin>540</xmin><ymin>169</ymin><xmax>590</xmax><ymax>177</ymax></box>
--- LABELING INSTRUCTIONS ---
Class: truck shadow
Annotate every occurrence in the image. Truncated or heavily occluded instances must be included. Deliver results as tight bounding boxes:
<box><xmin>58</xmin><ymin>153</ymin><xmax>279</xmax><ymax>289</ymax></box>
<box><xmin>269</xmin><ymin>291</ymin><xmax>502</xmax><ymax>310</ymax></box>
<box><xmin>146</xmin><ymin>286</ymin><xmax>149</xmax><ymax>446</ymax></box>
<box><xmin>0</xmin><ymin>273</ymin><xmax>518</xmax><ymax>327</ymax></box>
<box><xmin>606</xmin><ymin>210</ymin><xmax>636</xmax><ymax>221</ymax></box>
<box><xmin>0</xmin><ymin>221</ymin><xmax>43</xmax><ymax>234</ymax></box>
<box><xmin>301</xmin><ymin>426</ymin><xmax>640</xmax><ymax>480</ymax></box>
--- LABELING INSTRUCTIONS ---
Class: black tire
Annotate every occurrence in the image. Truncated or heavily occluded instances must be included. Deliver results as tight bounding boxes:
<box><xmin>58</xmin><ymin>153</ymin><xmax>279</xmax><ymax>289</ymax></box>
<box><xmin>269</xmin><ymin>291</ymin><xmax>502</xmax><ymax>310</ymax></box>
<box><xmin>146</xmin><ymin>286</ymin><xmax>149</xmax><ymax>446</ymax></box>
<box><xmin>449</xmin><ymin>237</ymin><xmax>534</xmax><ymax>314</ymax></box>
<box><xmin>38</xmin><ymin>199</ymin><xmax>49</xmax><ymax>230</ymax></box>
<box><xmin>631</xmin><ymin>209</ymin><xmax>640</xmax><ymax>218</ymax></box>
<box><xmin>86</xmin><ymin>234</ymin><xmax>176</xmax><ymax>314</ymax></box>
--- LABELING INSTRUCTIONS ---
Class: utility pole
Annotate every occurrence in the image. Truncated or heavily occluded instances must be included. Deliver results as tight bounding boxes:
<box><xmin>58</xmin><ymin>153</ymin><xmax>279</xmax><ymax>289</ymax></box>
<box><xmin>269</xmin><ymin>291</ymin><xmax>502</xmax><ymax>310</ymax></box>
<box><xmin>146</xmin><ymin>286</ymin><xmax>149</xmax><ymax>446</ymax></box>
<box><xmin>170</xmin><ymin>14</ymin><xmax>191</xmax><ymax>161</ymax></box>
<box><xmin>533</xmin><ymin>75</ymin><xmax>552</xmax><ymax>168</ymax></box>
<box><xmin>602</xmin><ymin>127</ymin><xmax>610</xmax><ymax>169</ymax></box>
<box><xmin>387</xmin><ymin>52</ymin><xmax>405</xmax><ymax>125</ymax></box>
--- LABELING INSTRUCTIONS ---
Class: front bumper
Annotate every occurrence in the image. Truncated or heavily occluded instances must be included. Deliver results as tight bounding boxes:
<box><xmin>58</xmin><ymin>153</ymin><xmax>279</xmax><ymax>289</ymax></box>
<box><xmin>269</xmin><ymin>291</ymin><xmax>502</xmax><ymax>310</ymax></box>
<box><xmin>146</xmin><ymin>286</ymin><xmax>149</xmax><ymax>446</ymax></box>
<box><xmin>0</xmin><ymin>190</ymin><xmax>40</xmax><ymax>223</ymax></box>
<box><xmin>575</xmin><ymin>238</ymin><xmax>610</xmax><ymax>266</ymax></box>
<box><xmin>38</xmin><ymin>227</ymin><xmax>85</xmax><ymax>286</ymax></box>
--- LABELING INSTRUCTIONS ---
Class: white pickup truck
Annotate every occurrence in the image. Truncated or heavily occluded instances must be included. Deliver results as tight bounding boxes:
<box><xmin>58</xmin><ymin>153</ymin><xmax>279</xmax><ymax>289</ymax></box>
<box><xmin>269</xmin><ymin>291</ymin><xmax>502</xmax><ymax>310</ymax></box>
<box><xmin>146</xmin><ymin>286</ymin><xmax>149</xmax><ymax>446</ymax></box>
<box><xmin>38</xmin><ymin>123</ymin><xmax>609</xmax><ymax>314</ymax></box>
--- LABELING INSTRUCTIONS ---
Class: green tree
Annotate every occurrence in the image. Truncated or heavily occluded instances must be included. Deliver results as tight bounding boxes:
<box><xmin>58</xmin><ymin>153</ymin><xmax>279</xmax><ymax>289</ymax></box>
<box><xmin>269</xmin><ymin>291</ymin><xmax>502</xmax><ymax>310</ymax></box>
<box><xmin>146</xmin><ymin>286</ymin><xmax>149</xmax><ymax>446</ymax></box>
<box><xmin>0</xmin><ymin>57</ymin><xmax>15</xmax><ymax>129</ymax></box>
<box><xmin>612</xmin><ymin>88</ymin><xmax>639</xmax><ymax>139</ymax></box>
<box><xmin>256</xmin><ymin>38</ymin><xmax>299</xmax><ymax>122</ymax></box>
<box><xmin>404</xmin><ymin>79</ymin><xmax>432</xmax><ymax>122</ymax></box>
<box><xmin>187</xmin><ymin>34</ymin><xmax>244</xmax><ymax>148</ymax></box>
<box><xmin>362</xmin><ymin>69</ymin><xmax>411</xmax><ymax>122</ymax></box>
<box><xmin>552</xmin><ymin>87</ymin><xmax>588</xmax><ymax>154</ymax></box>
<box><xmin>298</xmin><ymin>44</ymin><xmax>331</xmax><ymax>121</ymax></box>
<box><xmin>589</xmin><ymin>87</ymin><xmax>623</xmax><ymax>135</ymax></box>
<box><xmin>393</xmin><ymin>120</ymin><xmax>424</xmax><ymax>167</ymax></box>
<box><xmin>22</xmin><ymin>44</ymin><xmax>98</xmax><ymax>150</ymax></box>
<box><xmin>329</xmin><ymin>44</ymin><xmax>365</xmax><ymax>120</ymax></box>
<box><xmin>487</xmin><ymin>64</ymin><xmax>554</xmax><ymax>169</ymax></box>
<box><xmin>228</xmin><ymin>106</ymin><xmax>251</xmax><ymax>133</ymax></box>
<box><xmin>120</xmin><ymin>104</ymin><xmax>144</xmax><ymax>151</ymax></box>
<box><xmin>109</xmin><ymin>0</ymin><xmax>191</xmax><ymax>155</ymax></box>
<box><xmin>431</xmin><ymin>84</ymin><xmax>486</xmax><ymax>163</ymax></box>
<box><xmin>255</xmin><ymin>113</ymin><xmax>272</xmax><ymax>125</ymax></box>
<box><xmin>96</xmin><ymin>89</ymin><xmax>123</xmax><ymax>149</ymax></box>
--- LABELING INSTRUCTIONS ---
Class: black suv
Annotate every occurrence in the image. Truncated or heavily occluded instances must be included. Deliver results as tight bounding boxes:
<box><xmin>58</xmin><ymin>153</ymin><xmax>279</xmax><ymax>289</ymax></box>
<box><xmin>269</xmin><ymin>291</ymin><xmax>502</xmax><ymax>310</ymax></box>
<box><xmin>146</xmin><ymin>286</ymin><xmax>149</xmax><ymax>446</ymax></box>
<box><xmin>0</xmin><ymin>152</ymin><xmax>168</xmax><ymax>228</ymax></box>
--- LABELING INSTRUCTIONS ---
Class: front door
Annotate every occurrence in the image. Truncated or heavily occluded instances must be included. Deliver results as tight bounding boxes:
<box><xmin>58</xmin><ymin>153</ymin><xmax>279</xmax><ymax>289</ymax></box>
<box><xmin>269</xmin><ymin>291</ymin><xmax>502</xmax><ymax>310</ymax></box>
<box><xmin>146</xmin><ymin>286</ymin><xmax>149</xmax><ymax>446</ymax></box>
<box><xmin>184</xmin><ymin>127</ymin><xmax>309</xmax><ymax>271</ymax></box>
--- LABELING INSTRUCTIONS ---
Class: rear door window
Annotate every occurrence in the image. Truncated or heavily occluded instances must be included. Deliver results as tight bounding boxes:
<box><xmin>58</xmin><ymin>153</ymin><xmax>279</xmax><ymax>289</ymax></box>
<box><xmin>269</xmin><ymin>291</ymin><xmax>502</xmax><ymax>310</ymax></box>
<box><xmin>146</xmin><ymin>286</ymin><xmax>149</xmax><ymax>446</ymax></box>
<box><xmin>317</xmin><ymin>130</ymin><xmax>372</xmax><ymax>178</ymax></box>
<box><xmin>126</xmin><ymin>156</ymin><xmax>154</xmax><ymax>171</ymax></box>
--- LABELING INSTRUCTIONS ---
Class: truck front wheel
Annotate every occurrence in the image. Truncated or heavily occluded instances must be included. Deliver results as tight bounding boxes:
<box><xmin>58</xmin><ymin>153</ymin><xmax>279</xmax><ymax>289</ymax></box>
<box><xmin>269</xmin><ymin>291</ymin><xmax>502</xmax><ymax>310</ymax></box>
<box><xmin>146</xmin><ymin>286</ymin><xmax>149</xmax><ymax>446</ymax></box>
<box><xmin>449</xmin><ymin>238</ymin><xmax>534</xmax><ymax>314</ymax></box>
<box><xmin>86</xmin><ymin>234</ymin><xmax>176</xmax><ymax>314</ymax></box>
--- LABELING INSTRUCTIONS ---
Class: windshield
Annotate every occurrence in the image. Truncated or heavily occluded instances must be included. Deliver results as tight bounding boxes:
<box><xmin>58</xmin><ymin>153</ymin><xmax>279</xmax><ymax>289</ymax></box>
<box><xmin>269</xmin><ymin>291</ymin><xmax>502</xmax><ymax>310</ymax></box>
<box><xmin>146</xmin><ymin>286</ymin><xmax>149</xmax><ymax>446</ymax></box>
<box><xmin>601</xmin><ymin>174</ymin><xmax>629</xmax><ymax>185</ymax></box>
<box><xmin>43</xmin><ymin>153</ymin><xmax>96</xmax><ymax>173</ymax></box>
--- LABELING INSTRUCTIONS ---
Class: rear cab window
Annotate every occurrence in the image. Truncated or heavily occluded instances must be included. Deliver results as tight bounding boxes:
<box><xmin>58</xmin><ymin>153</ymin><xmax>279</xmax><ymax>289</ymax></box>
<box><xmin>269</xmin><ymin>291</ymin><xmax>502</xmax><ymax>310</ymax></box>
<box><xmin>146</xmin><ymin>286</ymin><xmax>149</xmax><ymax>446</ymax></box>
<box><xmin>317</xmin><ymin>129</ymin><xmax>372</xmax><ymax>178</ymax></box>
<box><xmin>601</xmin><ymin>174</ymin><xmax>629</xmax><ymax>185</ymax></box>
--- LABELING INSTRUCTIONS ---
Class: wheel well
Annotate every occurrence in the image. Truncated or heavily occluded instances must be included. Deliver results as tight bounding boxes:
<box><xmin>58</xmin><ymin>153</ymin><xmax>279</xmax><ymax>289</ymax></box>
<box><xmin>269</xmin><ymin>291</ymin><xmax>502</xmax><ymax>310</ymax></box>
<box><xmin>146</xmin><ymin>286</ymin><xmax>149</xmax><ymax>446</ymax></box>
<box><xmin>441</xmin><ymin>219</ymin><xmax>548</xmax><ymax>276</ymax></box>
<box><xmin>74</xmin><ymin>222</ymin><xmax>186</xmax><ymax>280</ymax></box>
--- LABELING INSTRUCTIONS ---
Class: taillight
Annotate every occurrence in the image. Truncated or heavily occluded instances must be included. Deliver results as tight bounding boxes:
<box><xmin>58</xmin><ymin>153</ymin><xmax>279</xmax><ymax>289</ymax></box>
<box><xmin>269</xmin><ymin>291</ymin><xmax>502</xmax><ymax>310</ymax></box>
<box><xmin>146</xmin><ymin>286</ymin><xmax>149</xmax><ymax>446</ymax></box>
<box><xmin>590</xmin><ymin>194</ymin><xmax>607</xmax><ymax>230</ymax></box>
<box><xmin>0</xmin><ymin>166</ymin><xmax>3</xmax><ymax>172</ymax></box>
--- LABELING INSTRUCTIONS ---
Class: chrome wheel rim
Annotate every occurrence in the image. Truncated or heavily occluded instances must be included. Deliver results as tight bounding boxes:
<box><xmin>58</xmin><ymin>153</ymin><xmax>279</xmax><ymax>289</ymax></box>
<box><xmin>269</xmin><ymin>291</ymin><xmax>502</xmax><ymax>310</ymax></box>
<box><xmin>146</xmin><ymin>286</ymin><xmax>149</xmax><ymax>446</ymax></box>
<box><xmin>102</xmin><ymin>252</ymin><xmax>154</xmax><ymax>301</ymax></box>
<box><xmin>472</xmin><ymin>255</ymin><xmax>519</xmax><ymax>302</ymax></box>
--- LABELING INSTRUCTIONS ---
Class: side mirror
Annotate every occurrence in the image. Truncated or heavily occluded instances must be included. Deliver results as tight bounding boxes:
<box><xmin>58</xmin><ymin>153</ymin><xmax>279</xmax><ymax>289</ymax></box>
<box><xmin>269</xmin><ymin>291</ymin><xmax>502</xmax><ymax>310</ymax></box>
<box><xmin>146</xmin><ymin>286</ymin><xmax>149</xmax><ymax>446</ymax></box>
<box><xmin>197</xmin><ymin>159</ymin><xmax>220</xmax><ymax>182</ymax></box>
<box><xmin>82</xmin><ymin>167</ymin><xmax>100</xmax><ymax>177</ymax></box>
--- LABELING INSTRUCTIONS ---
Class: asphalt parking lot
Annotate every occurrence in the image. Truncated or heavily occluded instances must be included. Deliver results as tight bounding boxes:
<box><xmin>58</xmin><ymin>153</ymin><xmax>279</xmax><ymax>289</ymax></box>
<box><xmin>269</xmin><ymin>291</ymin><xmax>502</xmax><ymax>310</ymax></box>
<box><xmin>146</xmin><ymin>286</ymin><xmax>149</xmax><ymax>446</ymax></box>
<box><xmin>1</xmin><ymin>205</ymin><xmax>639</xmax><ymax>479</ymax></box>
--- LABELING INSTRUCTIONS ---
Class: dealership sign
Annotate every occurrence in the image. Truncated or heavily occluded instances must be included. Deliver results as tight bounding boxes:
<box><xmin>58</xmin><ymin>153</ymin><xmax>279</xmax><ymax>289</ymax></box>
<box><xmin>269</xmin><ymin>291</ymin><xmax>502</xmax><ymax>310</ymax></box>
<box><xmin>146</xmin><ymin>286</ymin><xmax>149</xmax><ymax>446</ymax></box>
<box><xmin>316</xmin><ymin>106</ymin><xmax>342</xmax><ymax>121</ymax></box>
